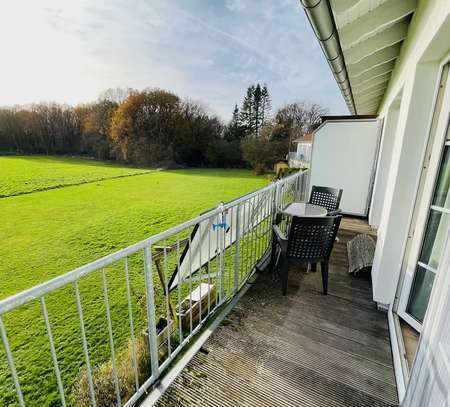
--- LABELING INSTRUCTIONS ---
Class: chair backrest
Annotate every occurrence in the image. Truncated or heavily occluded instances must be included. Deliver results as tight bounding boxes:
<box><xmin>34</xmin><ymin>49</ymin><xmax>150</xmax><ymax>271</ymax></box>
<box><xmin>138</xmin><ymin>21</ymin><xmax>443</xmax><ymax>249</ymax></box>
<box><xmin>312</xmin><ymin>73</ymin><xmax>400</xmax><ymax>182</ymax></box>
<box><xmin>309</xmin><ymin>185</ymin><xmax>343</xmax><ymax>214</ymax></box>
<box><xmin>287</xmin><ymin>215</ymin><xmax>342</xmax><ymax>262</ymax></box>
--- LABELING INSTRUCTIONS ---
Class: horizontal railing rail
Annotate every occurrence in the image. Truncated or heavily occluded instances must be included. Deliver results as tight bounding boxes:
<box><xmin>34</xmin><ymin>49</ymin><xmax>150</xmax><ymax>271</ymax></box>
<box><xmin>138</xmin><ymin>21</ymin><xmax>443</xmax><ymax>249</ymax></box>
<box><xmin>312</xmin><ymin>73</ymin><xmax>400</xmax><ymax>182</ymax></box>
<box><xmin>0</xmin><ymin>170</ymin><xmax>308</xmax><ymax>407</ymax></box>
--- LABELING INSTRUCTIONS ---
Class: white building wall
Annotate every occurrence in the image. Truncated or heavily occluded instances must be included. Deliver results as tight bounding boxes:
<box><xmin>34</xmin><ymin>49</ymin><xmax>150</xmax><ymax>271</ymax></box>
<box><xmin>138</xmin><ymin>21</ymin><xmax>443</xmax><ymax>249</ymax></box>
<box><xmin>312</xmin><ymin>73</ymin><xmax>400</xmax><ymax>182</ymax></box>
<box><xmin>372</xmin><ymin>64</ymin><xmax>440</xmax><ymax>305</ymax></box>
<box><xmin>368</xmin><ymin>99</ymin><xmax>400</xmax><ymax>228</ymax></box>
<box><xmin>370</xmin><ymin>0</ymin><xmax>450</xmax><ymax>306</ymax></box>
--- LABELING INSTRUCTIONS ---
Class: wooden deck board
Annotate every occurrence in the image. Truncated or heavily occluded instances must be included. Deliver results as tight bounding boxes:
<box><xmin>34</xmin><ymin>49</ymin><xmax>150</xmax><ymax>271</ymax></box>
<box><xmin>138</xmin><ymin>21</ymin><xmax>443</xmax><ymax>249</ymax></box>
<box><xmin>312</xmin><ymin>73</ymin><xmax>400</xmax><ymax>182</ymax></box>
<box><xmin>156</xmin><ymin>217</ymin><xmax>398</xmax><ymax>407</ymax></box>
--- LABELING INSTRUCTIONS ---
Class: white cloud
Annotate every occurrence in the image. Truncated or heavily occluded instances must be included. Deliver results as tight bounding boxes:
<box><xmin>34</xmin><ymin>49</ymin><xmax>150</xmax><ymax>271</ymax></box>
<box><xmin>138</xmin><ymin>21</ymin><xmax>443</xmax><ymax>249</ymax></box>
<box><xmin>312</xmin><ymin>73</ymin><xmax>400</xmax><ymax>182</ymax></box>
<box><xmin>225</xmin><ymin>0</ymin><xmax>246</xmax><ymax>13</ymax></box>
<box><xmin>0</xmin><ymin>0</ymin><xmax>347</xmax><ymax>119</ymax></box>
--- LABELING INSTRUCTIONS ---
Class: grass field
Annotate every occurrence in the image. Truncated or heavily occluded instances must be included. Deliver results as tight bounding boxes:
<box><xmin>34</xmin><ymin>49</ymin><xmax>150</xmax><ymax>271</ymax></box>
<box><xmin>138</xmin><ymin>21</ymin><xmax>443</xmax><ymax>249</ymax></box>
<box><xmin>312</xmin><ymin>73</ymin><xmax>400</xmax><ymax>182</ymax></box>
<box><xmin>0</xmin><ymin>155</ymin><xmax>152</xmax><ymax>197</ymax></box>
<box><xmin>0</xmin><ymin>156</ymin><xmax>268</xmax><ymax>406</ymax></box>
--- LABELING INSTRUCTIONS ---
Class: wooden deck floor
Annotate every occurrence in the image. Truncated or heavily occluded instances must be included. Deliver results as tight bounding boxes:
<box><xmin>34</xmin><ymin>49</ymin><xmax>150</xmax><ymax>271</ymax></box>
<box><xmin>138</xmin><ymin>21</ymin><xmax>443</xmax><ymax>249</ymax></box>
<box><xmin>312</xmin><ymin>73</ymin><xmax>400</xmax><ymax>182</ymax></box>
<box><xmin>156</xmin><ymin>218</ymin><xmax>398</xmax><ymax>407</ymax></box>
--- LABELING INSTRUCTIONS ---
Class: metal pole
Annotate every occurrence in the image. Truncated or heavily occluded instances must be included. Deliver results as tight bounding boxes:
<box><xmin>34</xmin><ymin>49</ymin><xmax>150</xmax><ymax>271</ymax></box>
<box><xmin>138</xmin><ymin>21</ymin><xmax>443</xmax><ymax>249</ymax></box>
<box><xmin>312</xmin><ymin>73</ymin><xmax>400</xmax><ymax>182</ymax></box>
<box><xmin>143</xmin><ymin>247</ymin><xmax>160</xmax><ymax>378</ymax></box>
<box><xmin>0</xmin><ymin>316</ymin><xmax>25</xmax><ymax>407</ymax></box>
<box><xmin>234</xmin><ymin>205</ymin><xmax>241</xmax><ymax>293</ymax></box>
<box><xmin>40</xmin><ymin>297</ymin><xmax>66</xmax><ymax>406</ymax></box>
<box><xmin>74</xmin><ymin>282</ymin><xmax>96</xmax><ymax>407</ymax></box>
<box><xmin>102</xmin><ymin>269</ymin><xmax>121</xmax><ymax>406</ymax></box>
<box><xmin>124</xmin><ymin>257</ymin><xmax>139</xmax><ymax>391</ymax></box>
<box><xmin>218</xmin><ymin>203</ymin><xmax>225</xmax><ymax>302</ymax></box>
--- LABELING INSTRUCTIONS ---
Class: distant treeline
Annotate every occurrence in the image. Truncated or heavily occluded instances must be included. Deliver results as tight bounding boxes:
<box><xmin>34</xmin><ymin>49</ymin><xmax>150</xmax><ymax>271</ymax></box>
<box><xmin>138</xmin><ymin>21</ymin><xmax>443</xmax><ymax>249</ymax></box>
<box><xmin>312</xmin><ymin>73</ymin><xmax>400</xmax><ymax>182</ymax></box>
<box><xmin>0</xmin><ymin>86</ymin><xmax>327</xmax><ymax>171</ymax></box>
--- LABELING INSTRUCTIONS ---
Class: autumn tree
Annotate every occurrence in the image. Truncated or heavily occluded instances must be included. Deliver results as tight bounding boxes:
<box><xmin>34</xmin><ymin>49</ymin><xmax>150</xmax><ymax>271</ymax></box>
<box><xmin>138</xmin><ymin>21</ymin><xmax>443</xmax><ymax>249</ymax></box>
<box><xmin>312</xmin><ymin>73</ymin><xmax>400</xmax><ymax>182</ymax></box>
<box><xmin>77</xmin><ymin>100</ymin><xmax>118</xmax><ymax>159</ymax></box>
<box><xmin>0</xmin><ymin>104</ymin><xmax>81</xmax><ymax>154</ymax></box>
<box><xmin>174</xmin><ymin>99</ymin><xmax>223</xmax><ymax>166</ymax></box>
<box><xmin>0</xmin><ymin>109</ymin><xmax>23</xmax><ymax>152</ymax></box>
<box><xmin>110</xmin><ymin>89</ymin><xmax>180</xmax><ymax>164</ymax></box>
<box><xmin>273</xmin><ymin>102</ymin><xmax>328</xmax><ymax>142</ymax></box>
<box><xmin>98</xmin><ymin>88</ymin><xmax>135</xmax><ymax>105</ymax></box>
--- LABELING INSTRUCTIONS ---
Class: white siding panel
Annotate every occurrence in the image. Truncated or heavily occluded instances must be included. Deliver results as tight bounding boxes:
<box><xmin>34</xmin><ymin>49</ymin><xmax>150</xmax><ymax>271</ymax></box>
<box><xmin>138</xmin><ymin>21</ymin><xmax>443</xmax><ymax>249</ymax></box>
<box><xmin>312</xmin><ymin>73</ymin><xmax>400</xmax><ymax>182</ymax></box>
<box><xmin>309</xmin><ymin>119</ymin><xmax>380</xmax><ymax>216</ymax></box>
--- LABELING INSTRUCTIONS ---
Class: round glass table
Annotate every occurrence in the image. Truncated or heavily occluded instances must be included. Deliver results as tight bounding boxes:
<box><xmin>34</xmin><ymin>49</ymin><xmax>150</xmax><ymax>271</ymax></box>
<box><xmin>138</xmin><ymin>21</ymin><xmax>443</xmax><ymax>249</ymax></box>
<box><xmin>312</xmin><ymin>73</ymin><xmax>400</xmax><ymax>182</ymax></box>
<box><xmin>280</xmin><ymin>202</ymin><xmax>327</xmax><ymax>217</ymax></box>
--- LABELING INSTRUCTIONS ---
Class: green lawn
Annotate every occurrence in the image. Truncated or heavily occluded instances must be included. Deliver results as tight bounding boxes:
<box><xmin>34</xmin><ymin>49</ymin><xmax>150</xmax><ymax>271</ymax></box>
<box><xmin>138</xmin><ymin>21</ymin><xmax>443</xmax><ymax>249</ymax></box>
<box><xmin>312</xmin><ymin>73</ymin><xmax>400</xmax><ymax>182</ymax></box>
<box><xmin>0</xmin><ymin>155</ymin><xmax>151</xmax><ymax>197</ymax></box>
<box><xmin>0</xmin><ymin>156</ymin><xmax>268</xmax><ymax>406</ymax></box>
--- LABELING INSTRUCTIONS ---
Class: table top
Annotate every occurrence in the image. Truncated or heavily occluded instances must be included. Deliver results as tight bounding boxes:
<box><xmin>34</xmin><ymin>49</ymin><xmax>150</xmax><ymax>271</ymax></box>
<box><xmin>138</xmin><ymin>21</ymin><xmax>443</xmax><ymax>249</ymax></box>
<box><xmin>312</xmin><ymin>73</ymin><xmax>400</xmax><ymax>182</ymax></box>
<box><xmin>281</xmin><ymin>202</ymin><xmax>327</xmax><ymax>218</ymax></box>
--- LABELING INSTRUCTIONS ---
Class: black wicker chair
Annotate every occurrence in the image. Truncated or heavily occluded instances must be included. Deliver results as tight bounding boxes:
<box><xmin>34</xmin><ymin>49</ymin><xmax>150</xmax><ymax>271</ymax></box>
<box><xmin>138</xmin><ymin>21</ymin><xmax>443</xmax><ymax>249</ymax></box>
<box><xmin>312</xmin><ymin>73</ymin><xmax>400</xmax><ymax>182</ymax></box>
<box><xmin>272</xmin><ymin>215</ymin><xmax>342</xmax><ymax>295</ymax></box>
<box><xmin>309</xmin><ymin>185</ymin><xmax>343</xmax><ymax>216</ymax></box>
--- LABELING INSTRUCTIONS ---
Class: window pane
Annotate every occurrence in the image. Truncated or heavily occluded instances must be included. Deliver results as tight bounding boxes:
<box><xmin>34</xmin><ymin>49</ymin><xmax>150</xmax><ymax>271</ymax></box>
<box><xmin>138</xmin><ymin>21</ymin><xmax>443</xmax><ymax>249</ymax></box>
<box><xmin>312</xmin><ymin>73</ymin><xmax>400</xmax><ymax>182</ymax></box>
<box><xmin>407</xmin><ymin>265</ymin><xmax>435</xmax><ymax>323</ymax></box>
<box><xmin>419</xmin><ymin>210</ymin><xmax>449</xmax><ymax>270</ymax></box>
<box><xmin>432</xmin><ymin>145</ymin><xmax>450</xmax><ymax>209</ymax></box>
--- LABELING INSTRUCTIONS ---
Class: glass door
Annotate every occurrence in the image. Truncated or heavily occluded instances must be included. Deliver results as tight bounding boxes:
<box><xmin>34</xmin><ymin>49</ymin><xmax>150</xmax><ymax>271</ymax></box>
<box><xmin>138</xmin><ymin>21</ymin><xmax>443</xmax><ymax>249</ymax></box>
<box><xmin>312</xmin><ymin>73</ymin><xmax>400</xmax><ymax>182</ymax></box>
<box><xmin>397</xmin><ymin>65</ymin><xmax>450</xmax><ymax>332</ymax></box>
<box><xmin>406</xmin><ymin>139</ymin><xmax>450</xmax><ymax>323</ymax></box>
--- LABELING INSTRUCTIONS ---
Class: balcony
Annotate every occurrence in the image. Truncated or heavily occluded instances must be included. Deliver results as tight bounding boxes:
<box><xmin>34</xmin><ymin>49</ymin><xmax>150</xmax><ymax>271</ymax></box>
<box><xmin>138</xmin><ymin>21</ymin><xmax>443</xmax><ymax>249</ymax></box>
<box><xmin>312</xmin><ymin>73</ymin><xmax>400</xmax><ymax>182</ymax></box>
<box><xmin>0</xmin><ymin>172</ymin><xmax>398</xmax><ymax>406</ymax></box>
<box><xmin>155</xmin><ymin>217</ymin><xmax>397</xmax><ymax>407</ymax></box>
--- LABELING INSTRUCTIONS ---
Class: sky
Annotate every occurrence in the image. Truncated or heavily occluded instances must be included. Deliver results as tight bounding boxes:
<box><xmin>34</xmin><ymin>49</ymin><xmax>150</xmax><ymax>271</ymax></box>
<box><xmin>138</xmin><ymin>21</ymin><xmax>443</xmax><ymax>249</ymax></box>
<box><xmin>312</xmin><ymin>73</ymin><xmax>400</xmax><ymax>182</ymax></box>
<box><xmin>0</xmin><ymin>0</ymin><xmax>347</xmax><ymax>120</ymax></box>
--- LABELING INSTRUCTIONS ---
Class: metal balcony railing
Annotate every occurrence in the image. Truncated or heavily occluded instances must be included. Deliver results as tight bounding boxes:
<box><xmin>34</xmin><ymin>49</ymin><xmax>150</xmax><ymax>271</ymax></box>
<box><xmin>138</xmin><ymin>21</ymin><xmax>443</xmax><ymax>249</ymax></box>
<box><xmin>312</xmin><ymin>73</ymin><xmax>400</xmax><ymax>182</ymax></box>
<box><xmin>0</xmin><ymin>170</ymin><xmax>308</xmax><ymax>407</ymax></box>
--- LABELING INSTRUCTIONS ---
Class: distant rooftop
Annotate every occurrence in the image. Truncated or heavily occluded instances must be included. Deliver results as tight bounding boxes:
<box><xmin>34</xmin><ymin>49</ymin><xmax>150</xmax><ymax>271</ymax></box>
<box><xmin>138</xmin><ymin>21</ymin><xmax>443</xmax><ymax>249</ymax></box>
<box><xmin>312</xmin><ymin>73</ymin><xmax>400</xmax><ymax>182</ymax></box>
<box><xmin>293</xmin><ymin>133</ymin><xmax>313</xmax><ymax>144</ymax></box>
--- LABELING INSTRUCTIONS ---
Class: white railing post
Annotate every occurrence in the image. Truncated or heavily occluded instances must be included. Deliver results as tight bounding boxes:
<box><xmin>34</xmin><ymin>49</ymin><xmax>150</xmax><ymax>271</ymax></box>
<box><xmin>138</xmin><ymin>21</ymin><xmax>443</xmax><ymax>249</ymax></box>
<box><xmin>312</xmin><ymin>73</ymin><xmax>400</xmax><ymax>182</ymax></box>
<box><xmin>143</xmin><ymin>246</ymin><xmax>160</xmax><ymax>379</ymax></box>
<box><xmin>217</xmin><ymin>202</ymin><xmax>225</xmax><ymax>302</ymax></box>
<box><xmin>275</xmin><ymin>179</ymin><xmax>282</xmax><ymax>211</ymax></box>
<box><xmin>124</xmin><ymin>257</ymin><xmax>139</xmax><ymax>391</ymax></box>
<box><xmin>40</xmin><ymin>297</ymin><xmax>66</xmax><ymax>406</ymax></box>
<box><xmin>0</xmin><ymin>317</ymin><xmax>24</xmax><ymax>407</ymax></box>
<box><xmin>74</xmin><ymin>282</ymin><xmax>96</xmax><ymax>407</ymax></box>
<box><xmin>234</xmin><ymin>204</ymin><xmax>241</xmax><ymax>293</ymax></box>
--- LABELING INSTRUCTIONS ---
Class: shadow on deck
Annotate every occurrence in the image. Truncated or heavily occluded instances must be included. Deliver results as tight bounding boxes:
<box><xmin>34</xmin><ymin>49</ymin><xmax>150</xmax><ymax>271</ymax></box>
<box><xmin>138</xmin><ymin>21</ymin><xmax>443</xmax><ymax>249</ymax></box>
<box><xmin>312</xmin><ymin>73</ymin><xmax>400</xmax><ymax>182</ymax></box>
<box><xmin>156</xmin><ymin>218</ymin><xmax>398</xmax><ymax>407</ymax></box>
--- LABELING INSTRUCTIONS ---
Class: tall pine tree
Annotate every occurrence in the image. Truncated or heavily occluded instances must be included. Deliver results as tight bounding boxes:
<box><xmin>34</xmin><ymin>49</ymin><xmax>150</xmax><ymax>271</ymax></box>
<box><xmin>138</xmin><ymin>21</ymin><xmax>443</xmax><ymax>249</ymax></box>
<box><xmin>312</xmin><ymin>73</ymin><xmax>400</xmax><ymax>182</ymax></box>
<box><xmin>240</xmin><ymin>85</ymin><xmax>255</xmax><ymax>136</ymax></box>
<box><xmin>224</xmin><ymin>104</ymin><xmax>245</xmax><ymax>141</ymax></box>
<box><xmin>260</xmin><ymin>84</ymin><xmax>271</xmax><ymax>130</ymax></box>
<box><xmin>239</xmin><ymin>83</ymin><xmax>271</xmax><ymax>137</ymax></box>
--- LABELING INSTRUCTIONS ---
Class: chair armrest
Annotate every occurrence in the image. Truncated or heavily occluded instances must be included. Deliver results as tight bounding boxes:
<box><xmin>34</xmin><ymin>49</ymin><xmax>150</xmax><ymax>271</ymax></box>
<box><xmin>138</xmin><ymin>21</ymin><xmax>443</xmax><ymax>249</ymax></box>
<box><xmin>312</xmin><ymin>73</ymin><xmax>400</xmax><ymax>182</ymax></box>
<box><xmin>327</xmin><ymin>209</ymin><xmax>342</xmax><ymax>216</ymax></box>
<box><xmin>272</xmin><ymin>224</ymin><xmax>288</xmax><ymax>252</ymax></box>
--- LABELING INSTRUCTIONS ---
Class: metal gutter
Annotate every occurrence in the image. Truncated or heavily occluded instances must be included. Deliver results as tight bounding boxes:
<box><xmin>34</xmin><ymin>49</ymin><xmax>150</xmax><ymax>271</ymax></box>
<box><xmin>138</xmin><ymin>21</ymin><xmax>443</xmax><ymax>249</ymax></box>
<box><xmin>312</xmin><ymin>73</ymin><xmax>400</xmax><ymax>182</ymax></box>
<box><xmin>300</xmin><ymin>0</ymin><xmax>357</xmax><ymax>114</ymax></box>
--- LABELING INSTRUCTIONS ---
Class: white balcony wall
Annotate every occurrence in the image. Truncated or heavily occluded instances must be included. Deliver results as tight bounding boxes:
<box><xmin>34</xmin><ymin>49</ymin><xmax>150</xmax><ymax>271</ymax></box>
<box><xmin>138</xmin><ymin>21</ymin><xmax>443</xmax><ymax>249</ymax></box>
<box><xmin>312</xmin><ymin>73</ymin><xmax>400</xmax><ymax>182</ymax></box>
<box><xmin>309</xmin><ymin>119</ymin><xmax>380</xmax><ymax>216</ymax></box>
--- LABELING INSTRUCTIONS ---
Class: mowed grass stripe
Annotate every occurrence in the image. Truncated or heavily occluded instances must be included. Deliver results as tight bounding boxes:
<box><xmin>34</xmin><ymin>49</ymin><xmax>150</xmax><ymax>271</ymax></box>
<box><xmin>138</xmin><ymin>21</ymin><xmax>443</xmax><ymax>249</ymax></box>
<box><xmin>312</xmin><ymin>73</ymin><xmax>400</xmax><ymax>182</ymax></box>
<box><xmin>0</xmin><ymin>161</ymin><xmax>267</xmax><ymax>406</ymax></box>
<box><xmin>0</xmin><ymin>168</ymin><xmax>267</xmax><ymax>298</ymax></box>
<box><xmin>0</xmin><ymin>155</ymin><xmax>152</xmax><ymax>197</ymax></box>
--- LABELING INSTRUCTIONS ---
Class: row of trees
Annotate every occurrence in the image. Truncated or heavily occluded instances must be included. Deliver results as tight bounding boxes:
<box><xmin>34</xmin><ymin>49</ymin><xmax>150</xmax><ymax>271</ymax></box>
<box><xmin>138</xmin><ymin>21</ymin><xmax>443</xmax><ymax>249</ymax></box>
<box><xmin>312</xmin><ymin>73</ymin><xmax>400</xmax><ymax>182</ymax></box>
<box><xmin>0</xmin><ymin>90</ymin><xmax>224</xmax><ymax>167</ymax></box>
<box><xmin>0</xmin><ymin>85</ymin><xmax>327</xmax><ymax>171</ymax></box>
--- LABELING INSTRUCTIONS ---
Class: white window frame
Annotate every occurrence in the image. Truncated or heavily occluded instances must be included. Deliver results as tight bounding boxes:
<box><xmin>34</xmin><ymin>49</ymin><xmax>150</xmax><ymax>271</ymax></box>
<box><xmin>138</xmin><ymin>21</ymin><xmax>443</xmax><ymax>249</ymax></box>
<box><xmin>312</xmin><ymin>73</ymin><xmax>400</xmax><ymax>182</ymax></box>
<box><xmin>397</xmin><ymin>63</ymin><xmax>450</xmax><ymax>332</ymax></box>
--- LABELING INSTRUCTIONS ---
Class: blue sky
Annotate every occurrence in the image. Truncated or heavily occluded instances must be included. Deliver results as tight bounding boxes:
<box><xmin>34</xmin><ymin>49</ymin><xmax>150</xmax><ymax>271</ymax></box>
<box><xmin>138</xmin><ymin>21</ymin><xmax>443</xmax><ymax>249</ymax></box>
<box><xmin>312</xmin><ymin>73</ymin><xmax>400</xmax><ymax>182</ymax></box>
<box><xmin>0</xmin><ymin>0</ymin><xmax>347</xmax><ymax>120</ymax></box>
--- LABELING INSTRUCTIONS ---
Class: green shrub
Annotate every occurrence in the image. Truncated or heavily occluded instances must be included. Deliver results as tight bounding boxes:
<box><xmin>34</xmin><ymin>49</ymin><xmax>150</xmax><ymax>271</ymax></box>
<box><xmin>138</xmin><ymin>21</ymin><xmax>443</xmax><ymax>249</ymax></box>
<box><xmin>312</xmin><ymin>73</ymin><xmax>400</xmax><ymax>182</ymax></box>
<box><xmin>241</xmin><ymin>137</ymin><xmax>286</xmax><ymax>174</ymax></box>
<box><xmin>267</xmin><ymin>166</ymin><xmax>307</xmax><ymax>181</ymax></box>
